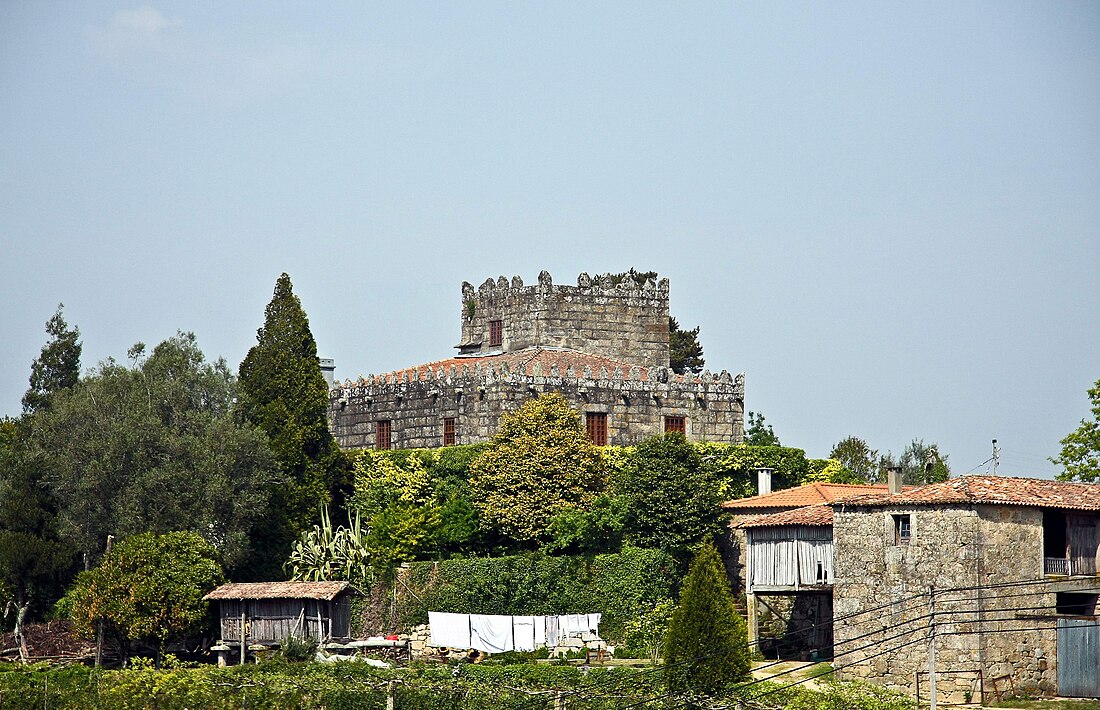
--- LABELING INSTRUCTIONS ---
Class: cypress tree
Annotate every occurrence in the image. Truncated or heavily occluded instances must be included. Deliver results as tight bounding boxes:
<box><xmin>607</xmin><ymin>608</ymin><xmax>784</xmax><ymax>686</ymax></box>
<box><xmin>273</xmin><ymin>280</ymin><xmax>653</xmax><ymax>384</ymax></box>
<box><xmin>663</xmin><ymin>541</ymin><xmax>751</xmax><ymax>696</ymax></box>
<box><xmin>238</xmin><ymin>274</ymin><xmax>342</xmax><ymax>578</ymax></box>
<box><xmin>22</xmin><ymin>304</ymin><xmax>82</xmax><ymax>414</ymax></box>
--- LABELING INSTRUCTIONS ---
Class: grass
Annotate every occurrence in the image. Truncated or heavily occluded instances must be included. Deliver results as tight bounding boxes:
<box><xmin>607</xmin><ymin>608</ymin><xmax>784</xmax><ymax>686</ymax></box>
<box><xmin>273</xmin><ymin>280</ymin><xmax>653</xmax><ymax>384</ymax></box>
<box><xmin>990</xmin><ymin>700</ymin><xmax>1100</xmax><ymax>709</ymax></box>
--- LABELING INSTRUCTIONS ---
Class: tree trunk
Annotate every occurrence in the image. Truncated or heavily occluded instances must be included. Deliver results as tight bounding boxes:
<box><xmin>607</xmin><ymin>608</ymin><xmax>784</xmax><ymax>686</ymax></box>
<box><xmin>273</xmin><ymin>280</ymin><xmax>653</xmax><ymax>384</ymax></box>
<box><xmin>11</xmin><ymin>586</ymin><xmax>30</xmax><ymax>663</ymax></box>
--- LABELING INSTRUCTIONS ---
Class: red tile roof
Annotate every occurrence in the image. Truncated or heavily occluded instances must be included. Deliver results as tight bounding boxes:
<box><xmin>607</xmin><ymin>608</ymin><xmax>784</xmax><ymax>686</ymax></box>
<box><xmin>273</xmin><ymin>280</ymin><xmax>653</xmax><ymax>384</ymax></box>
<box><xmin>337</xmin><ymin>347</ymin><xmax>718</xmax><ymax>386</ymax></box>
<box><xmin>203</xmin><ymin>581</ymin><xmax>353</xmax><ymax>601</ymax></box>
<box><xmin>722</xmin><ymin>482</ymin><xmax>899</xmax><ymax>510</ymax></box>
<box><xmin>739</xmin><ymin>505</ymin><xmax>834</xmax><ymax>528</ymax></box>
<box><xmin>835</xmin><ymin>476</ymin><xmax>1100</xmax><ymax>512</ymax></box>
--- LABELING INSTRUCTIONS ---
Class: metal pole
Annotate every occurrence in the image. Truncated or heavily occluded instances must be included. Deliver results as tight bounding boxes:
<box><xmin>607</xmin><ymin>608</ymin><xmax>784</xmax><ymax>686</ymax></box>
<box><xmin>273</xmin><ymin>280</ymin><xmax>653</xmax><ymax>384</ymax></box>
<box><xmin>240</xmin><ymin>608</ymin><xmax>246</xmax><ymax>665</ymax></box>
<box><xmin>929</xmin><ymin>587</ymin><xmax>937</xmax><ymax>710</ymax></box>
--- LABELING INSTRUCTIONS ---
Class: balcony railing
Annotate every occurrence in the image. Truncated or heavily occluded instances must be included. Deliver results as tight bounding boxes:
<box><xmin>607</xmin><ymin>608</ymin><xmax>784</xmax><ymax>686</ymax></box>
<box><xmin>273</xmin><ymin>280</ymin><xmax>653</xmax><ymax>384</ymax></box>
<box><xmin>1045</xmin><ymin>557</ymin><xmax>1098</xmax><ymax>576</ymax></box>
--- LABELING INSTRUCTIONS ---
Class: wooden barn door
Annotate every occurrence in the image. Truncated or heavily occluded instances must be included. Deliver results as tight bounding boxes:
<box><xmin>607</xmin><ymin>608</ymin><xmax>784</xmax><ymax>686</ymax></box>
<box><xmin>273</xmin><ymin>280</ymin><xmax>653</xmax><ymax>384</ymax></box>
<box><xmin>1058</xmin><ymin>618</ymin><xmax>1100</xmax><ymax>697</ymax></box>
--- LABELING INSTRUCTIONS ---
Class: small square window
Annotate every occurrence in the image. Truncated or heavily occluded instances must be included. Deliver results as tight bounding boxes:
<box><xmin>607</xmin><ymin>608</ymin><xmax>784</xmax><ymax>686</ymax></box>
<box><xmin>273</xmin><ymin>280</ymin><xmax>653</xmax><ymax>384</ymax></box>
<box><xmin>489</xmin><ymin>320</ymin><xmax>503</xmax><ymax>347</ymax></box>
<box><xmin>586</xmin><ymin>412</ymin><xmax>608</xmax><ymax>446</ymax></box>
<box><xmin>893</xmin><ymin>514</ymin><xmax>911</xmax><ymax>545</ymax></box>
<box><xmin>664</xmin><ymin>416</ymin><xmax>686</xmax><ymax>435</ymax></box>
<box><xmin>376</xmin><ymin>420</ymin><xmax>391</xmax><ymax>451</ymax></box>
<box><xmin>443</xmin><ymin>417</ymin><xmax>456</xmax><ymax>447</ymax></box>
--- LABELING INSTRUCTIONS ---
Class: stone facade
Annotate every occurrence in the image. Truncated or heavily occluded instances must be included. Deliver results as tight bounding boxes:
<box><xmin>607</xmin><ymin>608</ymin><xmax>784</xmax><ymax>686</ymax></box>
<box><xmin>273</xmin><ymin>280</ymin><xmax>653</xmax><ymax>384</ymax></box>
<box><xmin>832</xmin><ymin>503</ymin><xmax>1066</xmax><ymax>702</ymax></box>
<box><xmin>458</xmin><ymin>271</ymin><xmax>670</xmax><ymax>367</ymax></box>
<box><xmin>329</xmin><ymin>271</ymin><xmax>744</xmax><ymax>450</ymax></box>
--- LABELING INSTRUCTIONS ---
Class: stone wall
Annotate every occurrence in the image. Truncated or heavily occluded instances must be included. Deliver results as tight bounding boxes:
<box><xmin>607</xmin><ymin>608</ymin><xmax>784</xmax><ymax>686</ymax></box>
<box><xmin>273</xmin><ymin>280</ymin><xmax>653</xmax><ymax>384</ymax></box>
<box><xmin>330</xmin><ymin>363</ymin><xmax>744</xmax><ymax>450</ymax></box>
<box><xmin>458</xmin><ymin>271</ymin><xmax>671</xmax><ymax>367</ymax></box>
<box><xmin>833</xmin><ymin>503</ymin><xmax>1058</xmax><ymax>702</ymax></box>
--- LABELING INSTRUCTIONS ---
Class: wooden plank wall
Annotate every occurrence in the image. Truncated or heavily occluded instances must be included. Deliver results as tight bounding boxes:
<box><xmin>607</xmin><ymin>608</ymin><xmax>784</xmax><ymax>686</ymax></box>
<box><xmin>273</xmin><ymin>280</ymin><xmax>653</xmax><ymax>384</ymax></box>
<box><xmin>218</xmin><ymin>597</ymin><xmax>352</xmax><ymax>643</ymax></box>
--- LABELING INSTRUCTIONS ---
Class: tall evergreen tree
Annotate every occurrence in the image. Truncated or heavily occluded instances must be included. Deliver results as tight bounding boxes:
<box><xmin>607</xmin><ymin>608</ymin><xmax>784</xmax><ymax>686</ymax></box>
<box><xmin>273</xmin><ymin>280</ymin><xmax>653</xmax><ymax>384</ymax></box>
<box><xmin>22</xmin><ymin>304</ymin><xmax>82</xmax><ymax>414</ymax></box>
<box><xmin>664</xmin><ymin>542</ymin><xmax>750</xmax><ymax>696</ymax></box>
<box><xmin>238</xmin><ymin>274</ymin><xmax>343</xmax><ymax>577</ymax></box>
<box><xmin>669</xmin><ymin>316</ymin><xmax>705</xmax><ymax>375</ymax></box>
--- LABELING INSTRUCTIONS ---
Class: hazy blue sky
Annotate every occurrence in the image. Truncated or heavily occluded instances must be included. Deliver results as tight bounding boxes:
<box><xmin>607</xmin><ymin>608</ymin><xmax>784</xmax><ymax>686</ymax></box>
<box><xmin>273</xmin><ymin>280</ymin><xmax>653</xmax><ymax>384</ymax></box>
<box><xmin>2</xmin><ymin>2</ymin><xmax>1097</xmax><ymax>477</ymax></box>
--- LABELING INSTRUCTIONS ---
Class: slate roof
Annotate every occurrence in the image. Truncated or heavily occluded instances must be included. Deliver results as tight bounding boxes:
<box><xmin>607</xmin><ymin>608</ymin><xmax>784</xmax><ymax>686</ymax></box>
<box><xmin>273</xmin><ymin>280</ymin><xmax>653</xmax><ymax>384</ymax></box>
<box><xmin>835</xmin><ymin>476</ymin><xmax>1100</xmax><ymax>512</ymax></box>
<box><xmin>203</xmin><ymin>581</ymin><xmax>353</xmax><ymax>601</ymax></box>
<box><xmin>739</xmin><ymin>504</ymin><xmax>835</xmax><ymax>528</ymax></box>
<box><xmin>722</xmin><ymin>482</ymin><xmax>898</xmax><ymax>510</ymax></box>
<box><xmin>335</xmin><ymin>346</ymin><xmax>726</xmax><ymax>387</ymax></box>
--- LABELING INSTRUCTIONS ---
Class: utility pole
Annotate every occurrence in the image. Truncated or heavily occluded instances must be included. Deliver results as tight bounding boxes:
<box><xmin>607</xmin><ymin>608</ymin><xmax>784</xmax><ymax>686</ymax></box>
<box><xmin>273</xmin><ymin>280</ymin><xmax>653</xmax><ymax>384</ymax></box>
<box><xmin>992</xmin><ymin>439</ymin><xmax>1000</xmax><ymax>477</ymax></box>
<box><xmin>928</xmin><ymin>586</ymin><xmax>937</xmax><ymax>710</ymax></box>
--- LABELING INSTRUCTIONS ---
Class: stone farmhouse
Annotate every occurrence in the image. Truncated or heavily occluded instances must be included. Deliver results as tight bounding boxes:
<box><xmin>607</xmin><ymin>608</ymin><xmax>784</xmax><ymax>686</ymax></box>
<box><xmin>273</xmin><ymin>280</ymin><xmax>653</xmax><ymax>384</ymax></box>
<box><xmin>727</xmin><ymin>473</ymin><xmax>1100</xmax><ymax>701</ymax></box>
<box><xmin>328</xmin><ymin>271</ymin><xmax>744</xmax><ymax>450</ymax></box>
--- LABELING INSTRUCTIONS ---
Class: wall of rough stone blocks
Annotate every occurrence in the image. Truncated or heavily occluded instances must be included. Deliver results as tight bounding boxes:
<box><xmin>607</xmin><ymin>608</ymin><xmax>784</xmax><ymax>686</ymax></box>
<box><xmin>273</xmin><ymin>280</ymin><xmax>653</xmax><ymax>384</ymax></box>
<box><xmin>832</xmin><ymin>504</ymin><xmax>1059</xmax><ymax>702</ymax></box>
<box><xmin>458</xmin><ymin>271</ymin><xmax>671</xmax><ymax>368</ymax></box>
<box><xmin>329</xmin><ymin>366</ymin><xmax>744</xmax><ymax>450</ymax></box>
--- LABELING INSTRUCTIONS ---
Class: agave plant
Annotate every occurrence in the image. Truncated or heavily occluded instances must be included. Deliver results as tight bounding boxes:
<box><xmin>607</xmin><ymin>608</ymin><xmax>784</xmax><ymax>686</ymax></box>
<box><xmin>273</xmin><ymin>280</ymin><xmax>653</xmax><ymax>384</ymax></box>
<box><xmin>286</xmin><ymin>507</ymin><xmax>372</xmax><ymax>586</ymax></box>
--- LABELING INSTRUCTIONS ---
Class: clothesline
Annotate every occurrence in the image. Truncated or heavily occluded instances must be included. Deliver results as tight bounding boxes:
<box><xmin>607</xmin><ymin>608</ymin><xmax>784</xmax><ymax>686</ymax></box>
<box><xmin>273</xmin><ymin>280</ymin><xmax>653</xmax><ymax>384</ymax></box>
<box><xmin>428</xmin><ymin>612</ymin><xmax>601</xmax><ymax>653</ymax></box>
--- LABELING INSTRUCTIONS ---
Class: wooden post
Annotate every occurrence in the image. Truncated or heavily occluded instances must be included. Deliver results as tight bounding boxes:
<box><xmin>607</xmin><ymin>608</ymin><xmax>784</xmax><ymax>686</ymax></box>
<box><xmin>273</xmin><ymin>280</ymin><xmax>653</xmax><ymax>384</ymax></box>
<box><xmin>240</xmin><ymin>607</ymin><xmax>247</xmax><ymax>665</ymax></box>
<box><xmin>386</xmin><ymin>679</ymin><xmax>395</xmax><ymax>710</ymax></box>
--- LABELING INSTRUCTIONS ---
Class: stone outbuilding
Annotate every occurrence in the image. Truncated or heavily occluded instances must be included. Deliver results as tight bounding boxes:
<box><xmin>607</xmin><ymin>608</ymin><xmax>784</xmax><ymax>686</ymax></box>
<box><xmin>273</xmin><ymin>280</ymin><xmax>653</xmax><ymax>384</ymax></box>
<box><xmin>832</xmin><ymin>475</ymin><xmax>1100</xmax><ymax>702</ymax></box>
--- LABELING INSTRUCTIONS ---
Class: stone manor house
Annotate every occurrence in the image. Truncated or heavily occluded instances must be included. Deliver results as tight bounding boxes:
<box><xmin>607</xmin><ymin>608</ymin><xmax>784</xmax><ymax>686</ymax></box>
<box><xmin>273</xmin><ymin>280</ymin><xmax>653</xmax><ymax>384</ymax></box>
<box><xmin>727</xmin><ymin>472</ymin><xmax>1100</xmax><ymax>701</ymax></box>
<box><xmin>327</xmin><ymin>271</ymin><xmax>744</xmax><ymax>450</ymax></box>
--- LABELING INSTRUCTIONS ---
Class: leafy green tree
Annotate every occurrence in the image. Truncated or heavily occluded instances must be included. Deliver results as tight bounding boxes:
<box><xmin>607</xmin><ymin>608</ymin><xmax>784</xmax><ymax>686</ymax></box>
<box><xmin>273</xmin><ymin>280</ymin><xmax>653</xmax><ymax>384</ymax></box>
<box><xmin>829</xmin><ymin>436</ymin><xmax>880</xmax><ymax>483</ymax></box>
<box><xmin>468</xmin><ymin>393</ymin><xmax>605</xmax><ymax>545</ymax></box>
<box><xmin>22</xmin><ymin>304</ymin><xmax>82</xmax><ymax>415</ymax></box>
<box><xmin>66</xmin><ymin>531</ymin><xmax>223</xmax><ymax>664</ymax></box>
<box><xmin>238</xmin><ymin>273</ymin><xmax>344</xmax><ymax>577</ymax></box>
<box><xmin>664</xmin><ymin>542</ymin><xmax>750</xmax><ymax>695</ymax></box>
<box><xmin>898</xmin><ymin>439</ymin><xmax>950</xmax><ymax>484</ymax></box>
<box><xmin>546</xmin><ymin>494</ymin><xmax>628</xmax><ymax>555</ymax></box>
<box><xmin>0</xmin><ymin>419</ymin><xmax>73</xmax><ymax>660</ymax></box>
<box><xmin>31</xmin><ymin>333</ymin><xmax>280</xmax><ymax>573</ymax></box>
<box><xmin>744</xmin><ymin>411</ymin><xmax>780</xmax><ymax>446</ymax></box>
<box><xmin>669</xmin><ymin>316</ymin><xmax>705</xmax><ymax>375</ymax></box>
<box><xmin>618</xmin><ymin>433</ymin><xmax>721</xmax><ymax>560</ymax></box>
<box><xmin>703</xmin><ymin>443</ymin><xmax>812</xmax><ymax>499</ymax></box>
<box><xmin>1054</xmin><ymin>378</ymin><xmax>1100</xmax><ymax>482</ymax></box>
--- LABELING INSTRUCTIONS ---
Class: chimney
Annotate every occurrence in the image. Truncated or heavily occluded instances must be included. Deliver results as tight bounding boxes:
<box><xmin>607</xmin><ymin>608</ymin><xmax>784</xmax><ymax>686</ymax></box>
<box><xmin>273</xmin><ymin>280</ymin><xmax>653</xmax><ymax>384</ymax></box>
<box><xmin>887</xmin><ymin>466</ymin><xmax>903</xmax><ymax>495</ymax></box>
<box><xmin>318</xmin><ymin>358</ymin><xmax>335</xmax><ymax>387</ymax></box>
<box><xmin>756</xmin><ymin>467</ymin><xmax>773</xmax><ymax>496</ymax></box>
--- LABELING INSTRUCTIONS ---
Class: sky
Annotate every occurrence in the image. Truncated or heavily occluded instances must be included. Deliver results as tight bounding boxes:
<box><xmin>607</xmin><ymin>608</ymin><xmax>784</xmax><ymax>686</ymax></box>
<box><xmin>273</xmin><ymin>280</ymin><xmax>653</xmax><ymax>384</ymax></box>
<box><xmin>2</xmin><ymin>2</ymin><xmax>1097</xmax><ymax>478</ymax></box>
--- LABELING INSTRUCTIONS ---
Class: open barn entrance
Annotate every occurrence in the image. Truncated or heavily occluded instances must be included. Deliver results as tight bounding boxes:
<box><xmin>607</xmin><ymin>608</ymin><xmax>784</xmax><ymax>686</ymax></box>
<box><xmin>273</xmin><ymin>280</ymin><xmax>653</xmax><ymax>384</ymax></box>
<box><xmin>752</xmin><ymin>591</ymin><xmax>832</xmax><ymax>661</ymax></box>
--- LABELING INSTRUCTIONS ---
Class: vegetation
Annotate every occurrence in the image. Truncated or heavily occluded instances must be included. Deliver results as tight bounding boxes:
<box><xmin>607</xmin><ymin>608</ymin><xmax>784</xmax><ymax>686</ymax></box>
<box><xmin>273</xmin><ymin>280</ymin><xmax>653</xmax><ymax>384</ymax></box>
<box><xmin>663</xmin><ymin>542</ymin><xmax>750</xmax><ymax>695</ymax></box>
<box><xmin>468</xmin><ymin>393</ymin><xmax>605</xmax><ymax>545</ymax></box>
<box><xmin>744</xmin><ymin>411</ymin><xmax>781</xmax><ymax>446</ymax></box>
<box><xmin>618</xmin><ymin>433</ymin><xmax>721</xmax><ymax>560</ymax></box>
<box><xmin>668</xmin><ymin>316</ymin><xmax>705</xmax><ymax>375</ymax></box>
<box><xmin>21</xmin><ymin>304</ymin><xmax>82</xmax><ymax>415</ymax></box>
<box><xmin>1054</xmin><ymin>377</ymin><xmax>1100</xmax><ymax>482</ymax></box>
<box><xmin>237</xmin><ymin>273</ymin><xmax>345</xmax><ymax>578</ymax></box>
<box><xmin>830</xmin><ymin>436</ymin><xmax>880</xmax><ymax>482</ymax></box>
<box><xmin>65</xmin><ymin>531</ymin><xmax>223</xmax><ymax>663</ymax></box>
<box><xmin>28</xmin><ymin>333</ymin><xmax>281</xmax><ymax>574</ymax></box>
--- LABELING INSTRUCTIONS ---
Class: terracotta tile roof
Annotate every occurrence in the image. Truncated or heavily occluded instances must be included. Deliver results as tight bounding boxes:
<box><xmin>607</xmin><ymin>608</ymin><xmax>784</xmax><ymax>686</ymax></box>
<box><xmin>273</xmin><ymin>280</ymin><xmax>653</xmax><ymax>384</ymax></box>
<box><xmin>338</xmin><ymin>347</ymin><xmax>721</xmax><ymax>386</ymax></box>
<box><xmin>203</xmin><ymin>581</ymin><xmax>353</xmax><ymax>601</ymax></box>
<box><xmin>835</xmin><ymin>476</ymin><xmax>1100</xmax><ymax>512</ymax></box>
<box><xmin>739</xmin><ymin>505</ymin><xmax>834</xmax><ymax>528</ymax></box>
<box><xmin>721</xmin><ymin>482</ymin><xmax>899</xmax><ymax>510</ymax></box>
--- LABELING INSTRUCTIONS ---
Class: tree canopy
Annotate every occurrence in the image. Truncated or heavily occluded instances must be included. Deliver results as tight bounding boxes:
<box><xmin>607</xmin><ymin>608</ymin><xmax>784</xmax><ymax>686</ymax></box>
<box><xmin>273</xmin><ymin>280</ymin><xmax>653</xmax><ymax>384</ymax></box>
<box><xmin>30</xmin><ymin>333</ymin><xmax>281</xmax><ymax>573</ymax></box>
<box><xmin>22</xmin><ymin>304</ymin><xmax>81</xmax><ymax>415</ymax></box>
<box><xmin>66</xmin><ymin>531</ymin><xmax>223</xmax><ymax>661</ymax></box>
<box><xmin>664</xmin><ymin>541</ymin><xmax>750</xmax><ymax>695</ymax></box>
<box><xmin>237</xmin><ymin>273</ymin><xmax>344</xmax><ymax>577</ymax></box>
<box><xmin>617</xmin><ymin>433</ymin><xmax>721</xmax><ymax>560</ymax></box>
<box><xmin>744</xmin><ymin>411</ymin><xmax>780</xmax><ymax>446</ymax></box>
<box><xmin>829</xmin><ymin>436</ymin><xmax>880</xmax><ymax>483</ymax></box>
<box><xmin>668</xmin><ymin>316</ymin><xmax>705</xmax><ymax>375</ymax></box>
<box><xmin>468</xmin><ymin>393</ymin><xmax>605</xmax><ymax>544</ymax></box>
<box><xmin>1054</xmin><ymin>378</ymin><xmax>1100</xmax><ymax>482</ymax></box>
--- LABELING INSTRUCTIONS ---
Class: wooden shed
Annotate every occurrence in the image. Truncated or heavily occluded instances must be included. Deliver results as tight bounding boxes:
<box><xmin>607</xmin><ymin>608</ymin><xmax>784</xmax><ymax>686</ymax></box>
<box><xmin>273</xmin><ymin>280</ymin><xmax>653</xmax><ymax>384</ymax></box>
<box><xmin>203</xmin><ymin>581</ymin><xmax>356</xmax><ymax>644</ymax></box>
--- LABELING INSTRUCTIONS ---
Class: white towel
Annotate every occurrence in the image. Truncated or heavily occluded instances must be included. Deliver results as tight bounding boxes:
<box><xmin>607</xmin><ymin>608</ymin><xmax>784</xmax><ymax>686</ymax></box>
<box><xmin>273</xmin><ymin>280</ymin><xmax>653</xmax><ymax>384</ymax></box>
<box><xmin>470</xmin><ymin>614</ymin><xmax>514</xmax><ymax>653</ymax></box>
<box><xmin>428</xmin><ymin>612</ymin><xmax>470</xmax><ymax>648</ymax></box>
<box><xmin>513</xmin><ymin>615</ymin><xmax>536</xmax><ymax>652</ymax></box>
<box><xmin>564</xmin><ymin>613</ymin><xmax>586</xmax><ymax>634</ymax></box>
<box><xmin>587</xmin><ymin>613</ymin><xmax>602</xmax><ymax>633</ymax></box>
<box><xmin>533</xmin><ymin>616</ymin><xmax>546</xmax><ymax>648</ymax></box>
<box><xmin>545</xmin><ymin>615</ymin><xmax>559</xmax><ymax>647</ymax></box>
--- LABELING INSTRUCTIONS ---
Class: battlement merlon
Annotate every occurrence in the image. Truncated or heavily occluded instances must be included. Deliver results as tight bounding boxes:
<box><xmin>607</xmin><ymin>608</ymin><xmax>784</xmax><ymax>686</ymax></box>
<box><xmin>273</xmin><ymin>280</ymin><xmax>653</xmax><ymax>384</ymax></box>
<box><xmin>457</xmin><ymin>271</ymin><xmax>672</xmax><ymax>367</ymax></box>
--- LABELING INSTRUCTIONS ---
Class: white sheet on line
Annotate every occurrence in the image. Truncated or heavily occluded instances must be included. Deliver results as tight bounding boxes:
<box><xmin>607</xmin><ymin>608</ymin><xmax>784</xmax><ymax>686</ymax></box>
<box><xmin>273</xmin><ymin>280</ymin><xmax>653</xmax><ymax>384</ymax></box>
<box><xmin>428</xmin><ymin>612</ymin><xmax>471</xmax><ymax>648</ymax></box>
<box><xmin>544</xmin><ymin>615</ymin><xmax>559</xmax><ymax>647</ymax></box>
<box><xmin>470</xmin><ymin>614</ymin><xmax>514</xmax><ymax>653</ymax></box>
<box><xmin>587</xmin><ymin>613</ymin><xmax>601</xmax><ymax>633</ymax></box>
<box><xmin>533</xmin><ymin>615</ymin><xmax>546</xmax><ymax>647</ymax></box>
<box><xmin>513</xmin><ymin>615</ymin><xmax>536</xmax><ymax>652</ymax></box>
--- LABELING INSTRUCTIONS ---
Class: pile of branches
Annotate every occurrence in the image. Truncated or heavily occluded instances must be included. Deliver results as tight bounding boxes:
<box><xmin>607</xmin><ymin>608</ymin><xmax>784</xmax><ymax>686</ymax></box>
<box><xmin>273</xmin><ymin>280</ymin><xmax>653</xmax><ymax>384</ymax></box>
<box><xmin>0</xmin><ymin>620</ymin><xmax>94</xmax><ymax>662</ymax></box>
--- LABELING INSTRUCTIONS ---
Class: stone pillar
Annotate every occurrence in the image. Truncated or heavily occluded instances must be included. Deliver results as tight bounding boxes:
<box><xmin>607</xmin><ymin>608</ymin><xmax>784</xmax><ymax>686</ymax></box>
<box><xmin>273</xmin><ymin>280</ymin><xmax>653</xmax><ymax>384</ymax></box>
<box><xmin>747</xmin><ymin>592</ymin><xmax>760</xmax><ymax>648</ymax></box>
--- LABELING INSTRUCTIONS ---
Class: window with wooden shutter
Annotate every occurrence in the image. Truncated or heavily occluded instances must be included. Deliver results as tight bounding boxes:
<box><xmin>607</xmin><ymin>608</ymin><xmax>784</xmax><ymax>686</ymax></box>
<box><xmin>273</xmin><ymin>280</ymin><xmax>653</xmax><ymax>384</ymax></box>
<box><xmin>664</xmin><ymin>416</ymin><xmax>686</xmax><ymax>435</ymax></box>
<box><xmin>376</xmin><ymin>420</ymin><xmax>391</xmax><ymax>451</ymax></box>
<box><xmin>443</xmin><ymin>417</ymin><xmax>456</xmax><ymax>447</ymax></box>
<box><xmin>586</xmin><ymin>412</ymin><xmax>608</xmax><ymax>446</ymax></box>
<box><xmin>489</xmin><ymin>320</ymin><xmax>503</xmax><ymax>347</ymax></box>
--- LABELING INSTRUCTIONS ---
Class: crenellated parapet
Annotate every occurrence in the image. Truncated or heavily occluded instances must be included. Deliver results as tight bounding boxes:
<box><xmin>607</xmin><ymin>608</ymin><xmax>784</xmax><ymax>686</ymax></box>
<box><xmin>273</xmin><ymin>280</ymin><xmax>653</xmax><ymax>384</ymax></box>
<box><xmin>458</xmin><ymin>271</ymin><xmax>671</xmax><ymax>366</ymax></box>
<box><xmin>328</xmin><ymin>348</ymin><xmax>744</xmax><ymax>451</ymax></box>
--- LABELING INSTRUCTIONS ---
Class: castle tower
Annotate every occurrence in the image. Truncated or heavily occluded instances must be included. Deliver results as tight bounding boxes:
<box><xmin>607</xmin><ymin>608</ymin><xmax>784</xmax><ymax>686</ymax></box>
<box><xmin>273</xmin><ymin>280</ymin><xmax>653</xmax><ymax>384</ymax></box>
<box><xmin>456</xmin><ymin>271</ymin><xmax>671</xmax><ymax>367</ymax></box>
